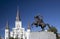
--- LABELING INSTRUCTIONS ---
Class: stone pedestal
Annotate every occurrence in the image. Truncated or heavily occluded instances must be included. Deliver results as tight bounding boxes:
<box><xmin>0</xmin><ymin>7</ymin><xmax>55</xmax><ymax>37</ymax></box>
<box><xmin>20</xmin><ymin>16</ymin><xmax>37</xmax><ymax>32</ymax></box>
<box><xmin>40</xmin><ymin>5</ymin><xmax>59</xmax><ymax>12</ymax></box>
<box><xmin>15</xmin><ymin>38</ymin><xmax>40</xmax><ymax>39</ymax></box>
<box><xmin>29</xmin><ymin>31</ymin><xmax>56</xmax><ymax>39</ymax></box>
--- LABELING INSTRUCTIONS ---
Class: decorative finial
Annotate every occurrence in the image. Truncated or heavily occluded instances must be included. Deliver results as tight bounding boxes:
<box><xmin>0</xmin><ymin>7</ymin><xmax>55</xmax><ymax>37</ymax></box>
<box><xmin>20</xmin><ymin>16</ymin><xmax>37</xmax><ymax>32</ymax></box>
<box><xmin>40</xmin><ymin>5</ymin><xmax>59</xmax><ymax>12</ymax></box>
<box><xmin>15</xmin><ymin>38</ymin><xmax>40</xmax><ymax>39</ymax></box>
<box><xmin>28</xmin><ymin>22</ymin><xmax>30</xmax><ymax>29</ymax></box>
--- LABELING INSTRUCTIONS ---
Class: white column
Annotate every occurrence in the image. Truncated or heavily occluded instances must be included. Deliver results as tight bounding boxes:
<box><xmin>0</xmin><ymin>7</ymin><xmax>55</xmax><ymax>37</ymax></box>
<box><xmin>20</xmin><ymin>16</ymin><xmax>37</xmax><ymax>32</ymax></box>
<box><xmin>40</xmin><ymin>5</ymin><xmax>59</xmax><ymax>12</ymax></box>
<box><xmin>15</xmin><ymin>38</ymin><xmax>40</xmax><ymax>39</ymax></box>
<box><xmin>26</xmin><ymin>29</ymin><xmax>30</xmax><ymax>39</ymax></box>
<box><xmin>5</xmin><ymin>29</ymin><xmax>9</xmax><ymax>39</ymax></box>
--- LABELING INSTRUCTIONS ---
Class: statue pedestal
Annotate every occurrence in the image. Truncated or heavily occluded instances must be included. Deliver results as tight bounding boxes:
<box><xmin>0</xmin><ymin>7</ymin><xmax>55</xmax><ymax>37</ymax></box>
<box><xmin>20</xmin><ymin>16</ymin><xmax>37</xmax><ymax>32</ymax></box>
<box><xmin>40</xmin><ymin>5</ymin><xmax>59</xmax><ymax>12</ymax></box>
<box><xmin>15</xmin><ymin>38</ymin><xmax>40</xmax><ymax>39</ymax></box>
<box><xmin>29</xmin><ymin>31</ymin><xmax>56</xmax><ymax>39</ymax></box>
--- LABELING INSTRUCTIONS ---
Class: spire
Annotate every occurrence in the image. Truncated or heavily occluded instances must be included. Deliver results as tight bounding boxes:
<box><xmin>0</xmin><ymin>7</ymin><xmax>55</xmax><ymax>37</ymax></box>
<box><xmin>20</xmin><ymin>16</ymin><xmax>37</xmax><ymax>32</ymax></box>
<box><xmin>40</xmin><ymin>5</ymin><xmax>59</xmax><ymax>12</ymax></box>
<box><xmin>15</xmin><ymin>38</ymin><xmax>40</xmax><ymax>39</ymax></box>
<box><xmin>16</xmin><ymin>6</ymin><xmax>21</xmax><ymax>21</ymax></box>
<box><xmin>27</xmin><ymin>22</ymin><xmax>30</xmax><ymax>29</ymax></box>
<box><xmin>6</xmin><ymin>21</ymin><xmax>9</xmax><ymax>29</ymax></box>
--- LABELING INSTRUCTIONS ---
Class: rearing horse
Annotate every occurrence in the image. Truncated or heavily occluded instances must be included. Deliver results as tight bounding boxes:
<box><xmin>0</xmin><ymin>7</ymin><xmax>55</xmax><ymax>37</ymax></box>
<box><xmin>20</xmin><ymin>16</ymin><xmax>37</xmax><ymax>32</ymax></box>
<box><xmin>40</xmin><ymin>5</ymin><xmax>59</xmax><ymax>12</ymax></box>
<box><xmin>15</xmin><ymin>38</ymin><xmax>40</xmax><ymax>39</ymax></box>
<box><xmin>32</xmin><ymin>15</ymin><xmax>46</xmax><ymax>31</ymax></box>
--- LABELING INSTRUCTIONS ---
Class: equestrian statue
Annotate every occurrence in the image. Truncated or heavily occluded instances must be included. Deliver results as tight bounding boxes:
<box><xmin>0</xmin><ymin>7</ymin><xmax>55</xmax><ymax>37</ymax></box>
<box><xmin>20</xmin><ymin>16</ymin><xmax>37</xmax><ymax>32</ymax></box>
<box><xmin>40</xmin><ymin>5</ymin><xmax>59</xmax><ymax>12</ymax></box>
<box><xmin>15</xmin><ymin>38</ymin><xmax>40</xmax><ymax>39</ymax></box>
<box><xmin>31</xmin><ymin>15</ymin><xmax>51</xmax><ymax>31</ymax></box>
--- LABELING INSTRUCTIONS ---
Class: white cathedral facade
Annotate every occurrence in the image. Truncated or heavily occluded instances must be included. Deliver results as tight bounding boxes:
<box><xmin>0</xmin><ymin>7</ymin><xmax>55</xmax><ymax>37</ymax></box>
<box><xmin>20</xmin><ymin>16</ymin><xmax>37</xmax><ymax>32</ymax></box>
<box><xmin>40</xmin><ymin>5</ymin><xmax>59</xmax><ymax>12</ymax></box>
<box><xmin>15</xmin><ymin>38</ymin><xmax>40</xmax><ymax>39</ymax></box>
<box><xmin>5</xmin><ymin>7</ymin><xmax>30</xmax><ymax>39</ymax></box>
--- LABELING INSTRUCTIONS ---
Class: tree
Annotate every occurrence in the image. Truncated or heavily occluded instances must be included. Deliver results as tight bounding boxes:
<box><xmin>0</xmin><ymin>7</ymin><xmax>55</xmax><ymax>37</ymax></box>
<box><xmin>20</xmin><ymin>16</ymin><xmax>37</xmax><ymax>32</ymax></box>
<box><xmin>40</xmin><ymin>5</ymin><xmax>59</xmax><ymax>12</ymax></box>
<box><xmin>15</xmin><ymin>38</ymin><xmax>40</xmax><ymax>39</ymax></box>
<box><xmin>48</xmin><ymin>26</ymin><xmax>57</xmax><ymax>33</ymax></box>
<box><xmin>48</xmin><ymin>26</ymin><xmax>59</xmax><ymax>39</ymax></box>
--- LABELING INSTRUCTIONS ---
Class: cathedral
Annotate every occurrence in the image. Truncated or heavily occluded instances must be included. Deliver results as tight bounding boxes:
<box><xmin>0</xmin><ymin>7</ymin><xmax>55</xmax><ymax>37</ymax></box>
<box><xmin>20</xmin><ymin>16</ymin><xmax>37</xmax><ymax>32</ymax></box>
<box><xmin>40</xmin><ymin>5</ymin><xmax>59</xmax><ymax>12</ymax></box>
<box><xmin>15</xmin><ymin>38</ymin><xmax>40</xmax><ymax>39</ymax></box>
<box><xmin>5</xmin><ymin>6</ymin><xmax>30</xmax><ymax>39</ymax></box>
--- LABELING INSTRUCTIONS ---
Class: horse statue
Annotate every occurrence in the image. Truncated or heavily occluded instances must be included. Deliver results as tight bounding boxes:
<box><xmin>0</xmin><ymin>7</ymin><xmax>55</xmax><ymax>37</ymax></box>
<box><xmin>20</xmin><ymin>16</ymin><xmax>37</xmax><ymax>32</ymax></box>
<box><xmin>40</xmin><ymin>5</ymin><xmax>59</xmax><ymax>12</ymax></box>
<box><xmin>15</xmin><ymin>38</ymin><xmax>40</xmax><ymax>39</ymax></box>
<box><xmin>31</xmin><ymin>15</ymin><xmax>47</xmax><ymax>31</ymax></box>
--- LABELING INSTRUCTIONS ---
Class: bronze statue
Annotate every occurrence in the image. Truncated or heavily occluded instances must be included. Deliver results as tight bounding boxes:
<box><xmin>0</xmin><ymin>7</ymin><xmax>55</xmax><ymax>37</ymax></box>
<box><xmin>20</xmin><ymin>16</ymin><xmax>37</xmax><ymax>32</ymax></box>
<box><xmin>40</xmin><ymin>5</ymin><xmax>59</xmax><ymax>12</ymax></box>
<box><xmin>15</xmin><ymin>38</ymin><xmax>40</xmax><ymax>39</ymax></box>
<box><xmin>32</xmin><ymin>15</ymin><xmax>46</xmax><ymax>31</ymax></box>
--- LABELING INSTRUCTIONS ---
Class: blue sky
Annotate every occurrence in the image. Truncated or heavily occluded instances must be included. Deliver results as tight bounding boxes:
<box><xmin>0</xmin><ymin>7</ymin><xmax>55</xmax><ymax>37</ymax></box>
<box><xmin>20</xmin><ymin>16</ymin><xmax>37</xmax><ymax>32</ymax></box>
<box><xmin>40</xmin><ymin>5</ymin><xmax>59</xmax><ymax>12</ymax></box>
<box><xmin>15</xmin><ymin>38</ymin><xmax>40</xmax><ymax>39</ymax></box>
<box><xmin>0</xmin><ymin>0</ymin><xmax>60</xmax><ymax>37</ymax></box>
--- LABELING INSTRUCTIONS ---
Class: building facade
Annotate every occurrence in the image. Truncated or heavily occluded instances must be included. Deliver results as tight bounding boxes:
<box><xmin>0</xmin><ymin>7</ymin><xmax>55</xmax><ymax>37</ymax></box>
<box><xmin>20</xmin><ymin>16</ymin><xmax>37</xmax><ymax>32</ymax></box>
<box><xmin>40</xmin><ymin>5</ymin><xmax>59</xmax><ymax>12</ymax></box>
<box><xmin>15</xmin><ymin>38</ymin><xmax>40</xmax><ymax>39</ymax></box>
<box><xmin>5</xmin><ymin>7</ymin><xmax>30</xmax><ymax>39</ymax></box>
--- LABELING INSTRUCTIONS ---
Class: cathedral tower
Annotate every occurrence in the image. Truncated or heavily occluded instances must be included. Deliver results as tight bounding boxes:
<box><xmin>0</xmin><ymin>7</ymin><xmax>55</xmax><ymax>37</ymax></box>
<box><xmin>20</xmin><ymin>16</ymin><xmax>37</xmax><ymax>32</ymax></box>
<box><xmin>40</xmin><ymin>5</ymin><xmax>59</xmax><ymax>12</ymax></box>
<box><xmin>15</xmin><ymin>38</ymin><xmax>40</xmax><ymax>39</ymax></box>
<box><xmin>5</xmin><ymin>21</ymin><xmax>10</xmax><ymax>39</ymax></box>
<box><xmin>26</xmin><ymin>22</ymin><xmax>31</xmax><ymax>39</ymax></box>
<box><xmin>15</xmin><ymin>6</ymin><xmax>22</xmax><ymax>29</ymax></box>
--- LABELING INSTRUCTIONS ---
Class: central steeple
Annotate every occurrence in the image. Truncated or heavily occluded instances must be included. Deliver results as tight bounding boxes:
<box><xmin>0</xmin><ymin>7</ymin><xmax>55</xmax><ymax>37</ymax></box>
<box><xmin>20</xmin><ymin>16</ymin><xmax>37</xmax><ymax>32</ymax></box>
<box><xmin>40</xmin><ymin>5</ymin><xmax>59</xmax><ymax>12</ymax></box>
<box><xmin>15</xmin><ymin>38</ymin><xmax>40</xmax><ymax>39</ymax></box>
<box><xmin>16</xmin><ymin>6</ymin><xmax>21</xmax><ymax>21</ymax></box>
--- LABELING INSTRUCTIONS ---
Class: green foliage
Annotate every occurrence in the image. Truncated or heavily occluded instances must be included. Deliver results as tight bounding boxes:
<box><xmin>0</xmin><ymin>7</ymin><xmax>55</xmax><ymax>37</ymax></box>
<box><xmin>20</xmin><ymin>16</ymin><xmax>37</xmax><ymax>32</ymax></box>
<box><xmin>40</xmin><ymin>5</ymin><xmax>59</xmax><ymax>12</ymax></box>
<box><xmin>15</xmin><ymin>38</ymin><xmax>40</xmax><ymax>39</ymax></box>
<box><xmin>9</xmin><ymin>37</ymin><xmax>23</xmax><ymax>39</ymax></box>
<box><xmin>21</xmin><ymin>38</ymin><xmax>23</xmax><ymax>39</ymax></box>
<box><xmin>48</xmin><ymin>26</ymin><xmax>57</xmax><ymax>33</ymax></box>
<box><xmin>9</xmin><ymin>37</ymin><xmax>14</xmax><ymax>39</ymax></box>
<box><xmin>15</xmin><ymin>38</ymin><xmax>18</xmax><ymax>39</ymax></box>
<box><xmin>59</xmin><ymin>37</ymin><xmax>60</xmax><ymax>39</ymax></box>
<box><xmin>48</xmin><ymin>26</ymin><xmax>59</xmax><ymax>39</ymax></box>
